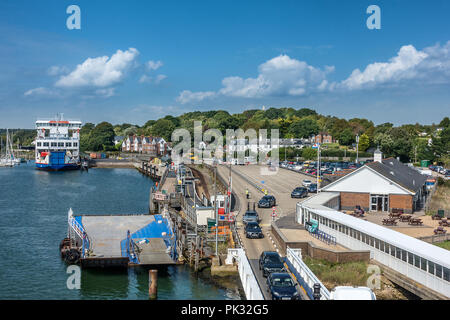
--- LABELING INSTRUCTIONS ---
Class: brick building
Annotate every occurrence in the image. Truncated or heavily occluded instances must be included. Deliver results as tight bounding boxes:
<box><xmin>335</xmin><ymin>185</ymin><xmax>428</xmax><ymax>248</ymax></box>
<box><xmin>321</xmin><ymin>150</ymin><xmax>428</xmax><ymax>213</ymax></box>
<box><xmin>313</xmin><ymin>132</ymin><xmax>333</xmax><ymax>144</ymax></box>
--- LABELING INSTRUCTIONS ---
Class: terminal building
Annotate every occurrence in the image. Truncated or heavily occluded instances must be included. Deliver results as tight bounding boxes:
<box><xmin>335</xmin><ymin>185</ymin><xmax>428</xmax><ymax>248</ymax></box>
<box><xmin>296</xmin><ymin>192</ymin><xmax>450</xmax><ymax>299</ymax></box>
<box><xmin>321</xmin><ymin>149</ymin><xmax>428</xmax><ymax>213</ymax></box>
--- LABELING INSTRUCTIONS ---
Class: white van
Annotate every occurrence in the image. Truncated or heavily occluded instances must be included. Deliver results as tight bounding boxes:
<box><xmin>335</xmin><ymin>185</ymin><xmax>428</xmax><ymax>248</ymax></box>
<box><xmin>330</xmin><ymin>286</ymin><xmax>376</xmax><ymax>300</ymax></box>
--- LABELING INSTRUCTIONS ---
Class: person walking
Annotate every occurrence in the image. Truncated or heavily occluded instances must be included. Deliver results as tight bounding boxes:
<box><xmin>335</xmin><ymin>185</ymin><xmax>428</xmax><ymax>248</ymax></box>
<box><xmin>245</xmin><ymin>188</ymin><xmax>249</xmax><ymax>199</ymax></box>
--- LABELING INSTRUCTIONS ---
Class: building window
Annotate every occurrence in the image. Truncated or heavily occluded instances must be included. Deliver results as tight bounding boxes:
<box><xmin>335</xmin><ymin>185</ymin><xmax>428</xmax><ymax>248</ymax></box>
<box><xmin>383</xmin><ymin>242</ymin><xmax>389</xmax><ymax>254</ymax></box>
<box><xmin>391</xmin><ymin>246</ymin><xmax>396</xmax><ymax>257</ymax></box>
<box><xmin>414</xmin><ymin>255</ymin><xmax>420</xmax><ymax>268</ymax></box>
<box><xmin>420</xmin><ymin>258</ymin><xmax>427</xmax><ymax>272</ymax></box>
<box><xmin>407</xmin><ymin>252</ymin><xmax>413</xmax><ymax>265</ymax></box>
<box><xmin>436</xmin><ymin>265</ymin><xmax>442</xmax><ymax>278</ymax></box>
<box><xmin>428</xmin><ymin>262</ymin><xmax>435</xmax><ymax>276</ymax></box>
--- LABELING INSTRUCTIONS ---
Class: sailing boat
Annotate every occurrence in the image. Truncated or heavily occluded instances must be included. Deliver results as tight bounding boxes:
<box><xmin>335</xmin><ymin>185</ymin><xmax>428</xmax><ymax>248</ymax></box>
<box><xmin>0</xmin><ymin>129</ymin><xmax>16</xmax><ymax>167</ymax></box>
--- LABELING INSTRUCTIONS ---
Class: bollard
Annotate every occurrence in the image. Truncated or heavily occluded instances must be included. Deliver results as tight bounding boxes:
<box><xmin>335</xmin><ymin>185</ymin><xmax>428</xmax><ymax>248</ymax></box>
<box><xmin>149</xmin><ymin>269</ymin><xmax>158</xmax><ymax>300</ymax></box>
<box><xmin>313</xmin><ymin>283</ymin><xmax>321</xmax><ymax>300</ymax></box>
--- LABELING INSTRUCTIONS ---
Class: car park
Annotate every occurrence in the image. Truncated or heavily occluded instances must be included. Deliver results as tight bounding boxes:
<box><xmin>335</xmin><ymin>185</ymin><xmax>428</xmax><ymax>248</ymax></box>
<box><xmin>291</xmin><ymin>187</ymin><xmax>308</xmax><ymax>198</ymax></box>
<box><xmin>245</xmin><ymin>222</ymin><xmax>264</xmax><ymax>239</ymax></box>
<box><xmin>259</xmin><ymin>251</ymin><xmax>285</xmax><ymax>277</ymax></box>
<box><xmin>258</xmin><ymin>195</ymin><xmax>276</xmax><ymax>208</ymax></box>
<box><xmin>266</xmin><ymin>272</ymin><xmax>300</xmax><ymax>300</ymax></box>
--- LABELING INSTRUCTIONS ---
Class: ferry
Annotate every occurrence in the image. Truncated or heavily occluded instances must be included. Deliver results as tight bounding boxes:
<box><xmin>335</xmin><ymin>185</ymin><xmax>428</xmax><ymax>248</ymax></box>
<box><xmin>35</xmin><ymin>115</ymin><xmax>82</xmax><ymax>170</ymax></box>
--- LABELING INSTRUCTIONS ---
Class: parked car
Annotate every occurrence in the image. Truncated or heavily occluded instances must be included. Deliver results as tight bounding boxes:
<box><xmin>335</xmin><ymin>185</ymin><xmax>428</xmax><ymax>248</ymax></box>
<box><xmin>245</xmin><ymin>222</ymin><xmax>264</xmax><ymax>239</ymax></box>
<box><xmin>302</xmin><ymin>179</ymin><xmax>312</xmax><ymax>187</ymax></box>
<box><xmin>259</xmin><ymin>251</ymin><xmax>285</xmax><ymax>277</ymax></box>
<box><xmin>258</xmin><ymin>195</ymin><xmax>276</xmax><ymax>208</ymax></box>
<box><xmin>243</xmin><ymin>208</ymin><xmax>260</xmax><ymax>225</ymax></box>
<box><xmin>307</xmin><ymin>183</ymin><xmax>318</xmax><ymax>193</ymax></box>
<box><xmin>266</xmin><ymin>272</ymin><xmax>300</xmax><ymax>300</ymax></box>
<box><xmin>291</xmin><ymin>187</ymin><xmax>308</xmax><ymax>198</ymax></box>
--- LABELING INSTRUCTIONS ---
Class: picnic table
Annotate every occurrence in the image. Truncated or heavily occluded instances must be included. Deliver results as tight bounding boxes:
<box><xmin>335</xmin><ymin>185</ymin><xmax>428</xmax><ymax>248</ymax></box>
<box><xmin>382</xmin><ymin>218</ymin><xmax>397</xmax><ymax>226</ymax></box>
<box><xmin>408</xmin><ymin>218</ymin><xmax>423</xmax><ymax>226</ymax></box>
<box><xmin>399</xmin><ymin>214</ymin><xmax>412</xmax><ymax>222</ymax></box>
<box><xmin>438</xmin><ymin>219</ymin><xmax>449</xmax><ymax>227</ymax></box>
<box><xmin>434</xmin><ymin>227</ymin><xmax>447</xmax><ymax>235</ymax></box>
<box><xmin>389</xmin><ymin>212</ymin><xmax>403</xmax><ymax>219</ymax></box>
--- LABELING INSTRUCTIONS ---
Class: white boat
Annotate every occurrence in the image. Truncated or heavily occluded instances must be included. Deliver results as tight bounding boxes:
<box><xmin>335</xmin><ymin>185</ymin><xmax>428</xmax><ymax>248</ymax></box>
<box><xmin>0</xmin><ymin>129</ymin><xmax>16</xmax><ymax>167</ymax></box>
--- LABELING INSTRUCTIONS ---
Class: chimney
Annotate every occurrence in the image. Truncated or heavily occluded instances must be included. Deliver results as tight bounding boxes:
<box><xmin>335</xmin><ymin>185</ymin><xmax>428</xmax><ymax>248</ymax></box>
<box><xmin>374</xmin><ymin>148</ymin><xmax>382</xmax><ymax>163</ymax></box>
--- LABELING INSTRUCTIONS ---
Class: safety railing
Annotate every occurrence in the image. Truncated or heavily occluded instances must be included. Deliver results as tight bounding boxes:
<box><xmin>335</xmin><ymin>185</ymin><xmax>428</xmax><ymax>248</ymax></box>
<box><xmin>68</xmin><ymin>208</ymin><xmax>91</xmax><ymax>258</ymax></box>
<box><xmin>227</xmin><ymin>248</ymin><xmax>264</xmax><ymax>300</ymax></box>
<box><xmin>285</xmin><ymin>247</ymin><xmax>330</xmax><ymax>300</ymax></box>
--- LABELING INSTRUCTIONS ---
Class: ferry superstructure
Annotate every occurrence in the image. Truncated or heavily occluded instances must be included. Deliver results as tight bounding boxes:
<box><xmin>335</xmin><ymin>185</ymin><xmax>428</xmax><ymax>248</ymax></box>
<box><xmin>35</xmin><ymin>115</ymin><xmax>82</xmax><ymax>170</ymax></box>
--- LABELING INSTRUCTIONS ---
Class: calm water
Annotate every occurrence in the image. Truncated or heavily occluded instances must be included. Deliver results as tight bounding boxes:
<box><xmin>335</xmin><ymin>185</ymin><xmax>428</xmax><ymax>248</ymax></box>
<box><xmin>0</xmin><ymin>163</ymin><xmax>241</xmax><ymax>300</ymax></box>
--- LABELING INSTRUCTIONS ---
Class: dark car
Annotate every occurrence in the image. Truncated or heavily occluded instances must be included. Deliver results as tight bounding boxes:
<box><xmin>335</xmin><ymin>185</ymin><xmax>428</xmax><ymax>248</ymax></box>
<box><xmin>245</xmin><ymin>222</ymin><xmax>264</xmax><ymax>239</ymax></box>
<box><xmin>242</xmin><ymin>209</ymin><xmax>260</xmax><ymax>225</ymax></box>
<box><xmin>266</xmin><ymin>272</ymin><xmax>300</xmax><ymax>300</ymax></box>
<box><xmin>259</xmin><ymin>251</ymin><xmax>285</xmax><ymax>277</ymax></box>
<box><xmin>291</xmin><ymin>187</ymin><xmax>308</xmax><ymax>198</ymax></box>
<box><xmin>258</xmin><ymin>195</ymin><xmax>276</xmax><ymax>208</ymax></box>
<box><xmin>307</xmin><ymin>183</ymin><xmax>318</xmax><ymax>193</ymax></box>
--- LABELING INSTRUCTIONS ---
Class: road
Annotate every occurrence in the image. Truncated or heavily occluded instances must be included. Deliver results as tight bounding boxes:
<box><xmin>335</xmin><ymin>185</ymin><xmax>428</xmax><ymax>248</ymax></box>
<box><xmin>217</xmin><ymin>164</ymin><xmax>310</xmax><ymax>300</ymax></box>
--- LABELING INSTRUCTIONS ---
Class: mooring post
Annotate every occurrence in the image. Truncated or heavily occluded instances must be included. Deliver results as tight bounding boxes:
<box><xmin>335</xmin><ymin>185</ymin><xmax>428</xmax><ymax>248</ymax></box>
<box><xmin>149</xmin><ymin>269</ymin><xmax>158</xmax><ymax>300</ymax></box>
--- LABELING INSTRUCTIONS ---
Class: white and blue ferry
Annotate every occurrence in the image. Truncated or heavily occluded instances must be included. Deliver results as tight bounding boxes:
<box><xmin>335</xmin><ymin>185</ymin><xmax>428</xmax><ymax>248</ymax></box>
<box><xmin>35</xmin><ymin>115</ymin><xmax>81</xmax><ymax>170</ymax></box>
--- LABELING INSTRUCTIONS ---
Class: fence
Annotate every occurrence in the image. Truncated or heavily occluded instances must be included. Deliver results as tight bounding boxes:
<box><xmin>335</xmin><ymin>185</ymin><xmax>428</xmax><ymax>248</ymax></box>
<box><xmin>285</xmin><ymin>247</ymin><xmax>330</xmax><ymax>300</ymax></box>
<box><xmin>227</xmin><ymin>248</ymin><xmax>264</xmax><ymax>300</ymax></box>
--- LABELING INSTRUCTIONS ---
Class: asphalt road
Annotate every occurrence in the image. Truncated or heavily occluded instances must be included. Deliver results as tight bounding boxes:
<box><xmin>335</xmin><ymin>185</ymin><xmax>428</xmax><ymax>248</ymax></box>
<box><xmin>217</xmin><ymin>164</ymin><xmax>310</xmax><ymax>300</ymax></box>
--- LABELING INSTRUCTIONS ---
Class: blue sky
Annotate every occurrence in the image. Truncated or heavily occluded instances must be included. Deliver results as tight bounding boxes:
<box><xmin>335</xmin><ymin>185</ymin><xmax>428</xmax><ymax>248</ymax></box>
<box><xmin>0</xmin><ymin>0</ymin><xmax>449</xmax><ymax>128</ymax></box>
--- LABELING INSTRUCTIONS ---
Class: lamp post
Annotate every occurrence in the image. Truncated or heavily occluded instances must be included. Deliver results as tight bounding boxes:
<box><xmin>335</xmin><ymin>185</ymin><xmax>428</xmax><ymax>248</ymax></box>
<box><xmin>356</xmin><ymin>134</ymin><xmax>360</xmax><ymax>164</ymax></box>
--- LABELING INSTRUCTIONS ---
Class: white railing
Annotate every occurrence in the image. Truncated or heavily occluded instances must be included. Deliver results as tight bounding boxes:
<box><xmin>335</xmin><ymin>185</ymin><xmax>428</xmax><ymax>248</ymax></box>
<box><xmin>286</xmin><ymin>247</ymin><xmax>330</xmax><ymax>300</ymax></box>
<box><xmin>226</xmin><ymin>248</ymin><xmax>264</xmax><ymax>300</ymax></box>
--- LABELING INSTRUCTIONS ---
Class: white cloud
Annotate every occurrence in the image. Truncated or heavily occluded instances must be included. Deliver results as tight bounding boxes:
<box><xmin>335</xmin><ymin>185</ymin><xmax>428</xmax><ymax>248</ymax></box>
<box><xmin>340</xmin><ymin>42</ymin><xmax>450</xmax><ymax>90</ymax></box>
<box><xmin>55</xmin><ymin>48</ymin><xmax>139</xmax><ymax>88</ymax></box>
<box><xmin>139</xmin><ymin>74</ymin><xmax>167</xmax><ymax>84</ymax></box>
<box><xmin>146</xmin><ymin>60</ymin><xmax>163</xmax><ymax>71</ymax></box>
<box><xmin>47</xmin><ymin>66</ymin><xmax>69</xmax><ymax>76</ymax></box>
<box><xmin>177</xmin><ymin>54</ymin><xmax>333</xmax><ymax>103</ymax></box>
<box><xmin>24</xmin><ymin>87</ymin><xmax>56</xmax><ymax>96</ymax></box>
<box><xmin>176</xmin><ymin>90</ymin><xmax>216</xmax><ymax>104</ymax></box>
<box><xmin>95</xmin><ymin>88</ymin><xmax>115</xmax><ymax>98</ymax></box>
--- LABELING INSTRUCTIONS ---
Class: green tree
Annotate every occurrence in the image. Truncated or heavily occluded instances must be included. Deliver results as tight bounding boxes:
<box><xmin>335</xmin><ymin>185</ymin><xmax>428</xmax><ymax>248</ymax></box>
<box><xmin>289</xmin><ymin>118</ymin><xmax>319</xmax><ymax>138</ymax></box>
<box><xmin>149</xmin><ymin>119</ymin><xmax>176</xmax><ymax>141</ymax></box>
<box><xmin>89</xmin><ymin>122</ymin><xmax>115</xmax><ymax>151</ymax></box>
<box><xmin>339</xmin><ymin>128</ymin><xmax>354</xmax><ymax>146</ymax></box>
<box><xmin>302</xmin><ymin>147</ymin><xmax>317</xmax><ymax>160</ymax></box>
<box><xmin>358</xmin><ymin>133</ymin><xmax>370</xmax><ymax>152</ymax></box>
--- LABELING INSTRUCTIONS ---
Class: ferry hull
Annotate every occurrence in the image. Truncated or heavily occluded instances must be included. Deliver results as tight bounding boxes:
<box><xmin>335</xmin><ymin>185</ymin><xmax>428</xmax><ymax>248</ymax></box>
<box><xmin>36</xmin><ymin>163</ymin><xmax>80</xmax><ymax>171</ymax></box>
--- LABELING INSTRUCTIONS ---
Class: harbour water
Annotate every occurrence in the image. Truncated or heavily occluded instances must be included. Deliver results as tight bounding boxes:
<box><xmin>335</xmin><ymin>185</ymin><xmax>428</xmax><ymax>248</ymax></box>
<box><xmin>0</xmin><ymin>163</ymin><xmax>242</xmax><ymax>300</ymax></box>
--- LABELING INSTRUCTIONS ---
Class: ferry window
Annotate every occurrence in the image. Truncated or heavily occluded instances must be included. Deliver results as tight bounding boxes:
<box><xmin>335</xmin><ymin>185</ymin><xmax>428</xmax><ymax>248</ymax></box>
<box><xmin>408</xmin><ymin>252</ymin><xmax>414</xmax><ymax>265</ymax></box>
<box><xmin>428</xmin><ymin>262</ymin><xmax>435</xmax><ymax>275</ymax></box>
<box><xmin>66</xmin><ymin>143</ymin><xmax>72</xmax><ymax>147</ymax></box>
<box><xmin>37</xmin><ymin>142</ymin><xmax>41</xmax><ymax>146</ymax></box>
<box><xmin>58</xmin><ymin>143</ymin><xmax>64</xmax><ymax>147</ymax></box>
<box><xmin>421</xmin><ymin>258</ymin><xmax>427</xmax><ymax>271</ymax></box>
<box><xmin>444</xmin><ymin>268</ymin><xmax>449</xmax><ymax>282</ymax></box>
<box><xmin>357</xmin><ymin>232</ymin><xmax>360</xmax><ymax>241</ymax></box>
<box><xmin>414</xmin><ymin>255</ymin><xmax>420</xmax><ymax>268</ymax></box>
<box><xmin>338</xmin><ymin>225</ymin><xmax>342</xmax><ymax>233</ymax></box>
<box><xmin>370</xmin><ymin>237</ymin><xmax>374</xmax><ymax>247</ymax></box>
<box><xmin>436</xmin><ymin>265</ymin><xmax>442</xmax><ymax>278</ymax></box>
<box><xmin>43</xmin><ymin>142</ymin><xmax>49</xmax><ymax>147</ymax></box>
<box><xmin>401</xmin><ymin>250</ymin><xmax>407</xmax><ymax>262</ymax></box>
<box><xmin>390</xmin><ymin>246</ymin><xmax>396</xmax><ymax>257</ymax></box>
<box><xmin>375</xmin><ymin>239</ymin><xmax>379</xmax><ymax>249</ymax></box>
<box><xmin>74</xmin><ymin>142</ymin><xmax>78</xmax><ymax>147</ymax></box>
<box><xmin>51</xmin><ymin>142</ymin><xmax>57</xmax><ymax>147</ymax></box>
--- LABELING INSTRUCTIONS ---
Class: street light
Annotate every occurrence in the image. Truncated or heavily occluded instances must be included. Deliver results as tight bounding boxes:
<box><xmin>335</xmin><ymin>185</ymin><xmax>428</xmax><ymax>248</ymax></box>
<box><xmin>356</xmin><ymin>134</ymin><xmax>360</xmax><ymax>164</ymax></box>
